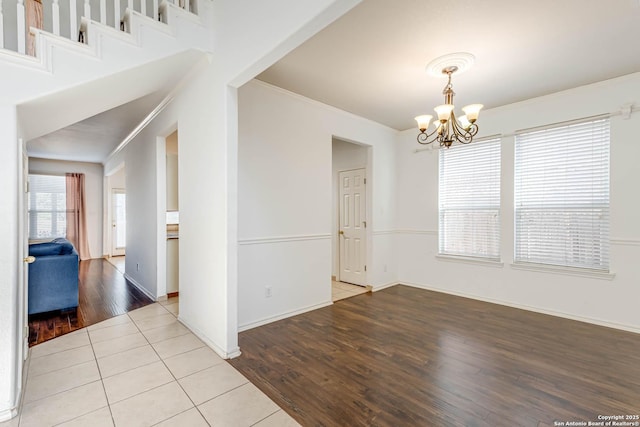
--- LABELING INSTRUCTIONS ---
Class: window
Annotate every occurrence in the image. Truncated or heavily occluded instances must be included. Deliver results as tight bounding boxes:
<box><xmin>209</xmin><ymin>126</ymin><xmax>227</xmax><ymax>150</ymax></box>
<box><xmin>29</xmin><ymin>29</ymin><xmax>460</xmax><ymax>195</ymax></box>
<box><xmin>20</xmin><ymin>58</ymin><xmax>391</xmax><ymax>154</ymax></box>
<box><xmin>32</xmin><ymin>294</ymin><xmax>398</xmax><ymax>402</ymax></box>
<box><xmin>514</xmin><ymin>118</ymin><xmax>610</xmax><ymax>271</ymax></box>
<box><xmin>28</xmin><ymin>174</ymin><xmax>67</xmax><ymax>240</ymax></box>
<box><xmin>439</xmin><ymin>138</ymin><xmax>501</xmax><ymax>260</ymax></box>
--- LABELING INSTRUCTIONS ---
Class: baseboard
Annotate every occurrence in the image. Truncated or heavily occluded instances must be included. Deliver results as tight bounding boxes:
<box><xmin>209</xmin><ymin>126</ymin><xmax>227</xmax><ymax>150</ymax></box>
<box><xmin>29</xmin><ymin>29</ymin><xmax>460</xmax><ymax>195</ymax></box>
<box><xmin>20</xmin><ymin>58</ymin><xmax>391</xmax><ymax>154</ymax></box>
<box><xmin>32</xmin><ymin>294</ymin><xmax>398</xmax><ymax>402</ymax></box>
<box><xmin>400</xmin><ymin>281</ymin><xmax>640</xmax><ymax>335</ymax></box>
<box><xmin>178</xmin><ymin>317</ymin><xmax>241</xmax><ymax>359</ymax></box>
<box><xmin>123</xmin><ymin>273</ymin><xmax>156</xmax><ymax>301</ymax></box>
<box><xmin>0</xmin><ymin>407</ymin><xmax>17</xmax><ymax>423</ymax></box>
<box><xmin>331</xmin><ymin>275</ymin><xmax>337</xmax><ymax>282</ymax></box>
<box><xmin>371</xmin><ymin>282</ymin><xmax>399</xmax><ymax>292</ymax></box>
<box><xmin>0</xmin><ymin>344</ymin><xmax>31</xmax><ymax>422</ymax></box>
<box><xmin>238</xmin><ymin>301</ymin><xmax>334</xmax><ymax>332</ymax></box>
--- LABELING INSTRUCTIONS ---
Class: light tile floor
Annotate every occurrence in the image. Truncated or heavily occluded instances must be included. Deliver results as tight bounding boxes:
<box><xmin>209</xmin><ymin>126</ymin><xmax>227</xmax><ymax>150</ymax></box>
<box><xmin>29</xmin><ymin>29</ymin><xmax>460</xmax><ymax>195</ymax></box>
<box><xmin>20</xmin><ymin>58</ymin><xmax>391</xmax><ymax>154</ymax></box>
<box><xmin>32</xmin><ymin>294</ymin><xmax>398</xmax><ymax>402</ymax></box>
<box><xmin>2</xmin><ymin>297</ymin><xmax>299</xmax><ymax>427</ymax></box>
<box><xmin>331</xmin><ymin>280</ymin><xmax>368</xmax><ymax>302</ymax></box>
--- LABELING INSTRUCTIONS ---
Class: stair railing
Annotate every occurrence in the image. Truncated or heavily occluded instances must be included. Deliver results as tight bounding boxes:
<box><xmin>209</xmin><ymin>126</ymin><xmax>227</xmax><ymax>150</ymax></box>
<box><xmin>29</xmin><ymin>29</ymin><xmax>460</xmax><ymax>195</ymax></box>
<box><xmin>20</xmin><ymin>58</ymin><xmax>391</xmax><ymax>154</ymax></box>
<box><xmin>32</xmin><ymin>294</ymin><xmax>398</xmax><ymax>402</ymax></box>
<box><xmin>1</xmin><ymin>0</ymin><xmax>195</xmax><ymax>55</ymax></box>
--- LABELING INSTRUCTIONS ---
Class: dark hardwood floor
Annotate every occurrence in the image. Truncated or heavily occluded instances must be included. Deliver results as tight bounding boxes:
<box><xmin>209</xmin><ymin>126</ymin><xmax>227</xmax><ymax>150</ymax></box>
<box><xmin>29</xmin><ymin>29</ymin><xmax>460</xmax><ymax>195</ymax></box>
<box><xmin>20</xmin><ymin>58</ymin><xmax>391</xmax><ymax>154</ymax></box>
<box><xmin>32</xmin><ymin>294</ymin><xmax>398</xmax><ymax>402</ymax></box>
<box><xmin>28</xmin><ymin>257</ymin><xmax>153</xmax><ymax>346</ymax></box>
<box><xmin>230</xmin><ymin>285</ymin><xmax>640</xmax><ymax>427</ymax></box>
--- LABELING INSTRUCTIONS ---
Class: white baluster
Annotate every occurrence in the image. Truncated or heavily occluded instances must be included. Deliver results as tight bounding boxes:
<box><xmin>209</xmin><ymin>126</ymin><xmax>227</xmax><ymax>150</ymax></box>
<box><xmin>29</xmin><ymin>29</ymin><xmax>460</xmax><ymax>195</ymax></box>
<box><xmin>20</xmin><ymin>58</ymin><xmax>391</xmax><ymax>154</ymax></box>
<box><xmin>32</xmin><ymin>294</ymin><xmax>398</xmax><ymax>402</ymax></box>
<box><xmin>84</xmin><ymin>0</ymin><xmax>90</xmax><ymax>19</ymax></box>
<box><xmin>0</xmin><ymin>1</ymin><xmax>4</xmax><ymax>48</ymax></box>
<box><xmin>52</xmin><ymin>0</ymin><xmax>60</xmax><ymax>35</ymax></box>
<box><xmin>17</xmin><ymin>0</ymin><xmax>26</xmax><ymax>54</ymax></box>
<box><xmin>70</xmin><ymin>0</ymin><xmax>77</xmax><ymax>41</ymax></box>
<box><xmin>114</xmin><ymin>0</ymin><xmax>120</xmax><ymax>29</ymax></box>
<box><xmin>141</xmin><ymin>0</ymin><xmax>146</xmax><ymax>17</ymax></box>
<box><xmin>153</xmin><ymin>0</ymin><xmax>158</xmax><ymax>20</ymax></box>
<box><xmin>100</xmin><ymin>0</ymin><xmax>106</xmax><ymax>24</ymax></box>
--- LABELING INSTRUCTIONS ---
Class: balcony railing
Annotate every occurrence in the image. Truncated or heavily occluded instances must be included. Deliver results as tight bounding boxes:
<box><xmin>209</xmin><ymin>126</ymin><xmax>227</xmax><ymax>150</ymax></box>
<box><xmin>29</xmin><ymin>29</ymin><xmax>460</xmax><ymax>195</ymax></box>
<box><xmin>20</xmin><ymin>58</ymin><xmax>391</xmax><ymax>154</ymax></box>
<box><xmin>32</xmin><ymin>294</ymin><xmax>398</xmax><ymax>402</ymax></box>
<box><xmin>0</xmin><ymin>0</ymin><xmax>196</xmax><ymax>56</ymax></box>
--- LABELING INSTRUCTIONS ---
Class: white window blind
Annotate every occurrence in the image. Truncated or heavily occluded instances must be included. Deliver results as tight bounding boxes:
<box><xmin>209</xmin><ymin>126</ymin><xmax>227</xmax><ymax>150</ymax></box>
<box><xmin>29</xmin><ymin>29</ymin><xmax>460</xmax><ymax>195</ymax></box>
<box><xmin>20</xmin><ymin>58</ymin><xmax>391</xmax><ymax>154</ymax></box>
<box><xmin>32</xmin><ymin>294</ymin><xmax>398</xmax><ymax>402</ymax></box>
<box><xmin>514</xmin><ymin>118</ymin><xmax>610</xmax><ymax>271</ymax></box>
<box><xmin>439</xmin><ymin>138</ymin><xmax>501</xmax><ymax>260</ymax></box>
<box><xmin>28</xmin><ymin>174</ymin><xmax>67</xmax><ymax>240</ymax></box>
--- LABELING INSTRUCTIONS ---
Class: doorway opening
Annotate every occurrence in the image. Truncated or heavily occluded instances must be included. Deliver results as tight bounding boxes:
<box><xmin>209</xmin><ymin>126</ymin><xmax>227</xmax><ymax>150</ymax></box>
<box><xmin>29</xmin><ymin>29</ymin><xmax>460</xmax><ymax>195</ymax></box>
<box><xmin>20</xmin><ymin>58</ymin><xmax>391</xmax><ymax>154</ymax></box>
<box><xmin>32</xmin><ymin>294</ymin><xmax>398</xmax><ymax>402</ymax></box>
<box><xmin>111</xmin><ymin>188</ymin><xmax>126</xmax><ymax>257</ymax></box>
<box><xmin>331</xmin><ymin>138</ymin><xmax>371</xmax><ymax>302</ymax></box>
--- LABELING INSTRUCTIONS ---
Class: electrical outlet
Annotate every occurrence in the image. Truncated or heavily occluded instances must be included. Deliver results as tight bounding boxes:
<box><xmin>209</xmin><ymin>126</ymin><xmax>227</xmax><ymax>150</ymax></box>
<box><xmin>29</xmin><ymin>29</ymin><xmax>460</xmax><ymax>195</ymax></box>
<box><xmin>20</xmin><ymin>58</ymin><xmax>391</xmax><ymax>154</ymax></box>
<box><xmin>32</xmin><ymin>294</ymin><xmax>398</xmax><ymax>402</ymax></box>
<box><xmin>136</xmin><ymin>263</ymin><xmax>140</xmax><ymax>271</ymax></box>
<box><xmin>265</xmin><ymin>286</ymin><xmax>272</xmax><ymax>298</ymax></box>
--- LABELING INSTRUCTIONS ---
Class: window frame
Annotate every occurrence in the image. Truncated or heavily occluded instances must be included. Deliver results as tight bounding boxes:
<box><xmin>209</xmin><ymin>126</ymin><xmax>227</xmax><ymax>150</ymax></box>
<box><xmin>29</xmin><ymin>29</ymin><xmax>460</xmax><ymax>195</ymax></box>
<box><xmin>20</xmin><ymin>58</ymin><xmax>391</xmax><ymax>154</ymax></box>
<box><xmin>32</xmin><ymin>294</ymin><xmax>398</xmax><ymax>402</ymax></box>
<box><xmin>28</xmin><ymin>173</ymin><xmax>67</xmax><ymax>241</ymax></box>
<box><xmin>513</xmin><ymin>117</ymin><xmax>610</xmax><ymax>272</ymax></box>
<box><xmin>438</xmin><ymin>137</ymin><xmax>502</xmax><ymax>262</ymax></box>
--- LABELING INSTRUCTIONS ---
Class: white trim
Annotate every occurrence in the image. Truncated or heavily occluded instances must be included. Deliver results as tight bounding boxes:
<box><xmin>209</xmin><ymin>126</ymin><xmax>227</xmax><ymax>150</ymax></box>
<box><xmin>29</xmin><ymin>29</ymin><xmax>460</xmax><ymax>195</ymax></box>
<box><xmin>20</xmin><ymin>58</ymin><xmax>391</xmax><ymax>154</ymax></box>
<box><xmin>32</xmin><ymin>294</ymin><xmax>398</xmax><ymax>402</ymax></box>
<box><xmin>436</xmin><ymin>254</ymin><xmax>504</xmax><ymax>268</ymax></box>
<box><xmin>0</xmin><ymin>408</ymin><xmax>17</xmax><ymax>423</ymax></box>
<box><xmin>177</xmin><ymin>317</ymin><xmax>241</xmax><ymax>359</ymax></box>
<box><xmin>371</xmin><ymin>282</ymin><xmax>398</xmax><ymax>292</ymax></box>
<box><xmin>611</xmin><ymin>239</ymin><xmax>640</xmax><ymax>247</ymax></box>
<box><xmin>105</xmin><ymin>55</ymin><xmax>209</xmax><ymax>164</ymax></box>
<box><xmin>510</xmin><ymin>262</ymin><xmax>615</xmax><ymax>280</ymax></box>
<box><xmin>238</xmin><ymin>234</ymin><xmax>331</xmax><ymax>245</ymax></box>
<box><xmin>238</xmin><ymin>301</ymin><xmax>333</xmax><ymax>332</ymax></box>
<box><xmin>394</xmin><ymin>229</ymin><xmax>437</xmax><ymax>235</ymax></box>
<box><xmin>400</xmin><ymin>281</ymin><xmax>640</xmax><ymax>334</ymax></box>
<box><xmin>123</xmin><ymin>273</ymin><xmax>156</xmax><ymax>300</ymax></box>
<box><xmin>372</xmin><ymin>230</ymin><xmax>395</xmax><ymax>236</ymax></box>
<box><xmin>414</xmin><ymin>134</ymin><xmax>503</xmax><ymax>154</ymax></box>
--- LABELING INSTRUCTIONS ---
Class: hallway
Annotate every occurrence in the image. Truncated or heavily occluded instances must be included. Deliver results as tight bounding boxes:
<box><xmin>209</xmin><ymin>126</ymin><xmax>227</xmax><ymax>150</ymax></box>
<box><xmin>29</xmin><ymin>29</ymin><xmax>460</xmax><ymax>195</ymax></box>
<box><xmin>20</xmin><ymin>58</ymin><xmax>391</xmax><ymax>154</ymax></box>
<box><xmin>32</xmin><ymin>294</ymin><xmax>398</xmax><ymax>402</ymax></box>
<box><xmin>28</xmin><ymin>258</ymin><xmax>152</xmax><ymax>346</ymax></box>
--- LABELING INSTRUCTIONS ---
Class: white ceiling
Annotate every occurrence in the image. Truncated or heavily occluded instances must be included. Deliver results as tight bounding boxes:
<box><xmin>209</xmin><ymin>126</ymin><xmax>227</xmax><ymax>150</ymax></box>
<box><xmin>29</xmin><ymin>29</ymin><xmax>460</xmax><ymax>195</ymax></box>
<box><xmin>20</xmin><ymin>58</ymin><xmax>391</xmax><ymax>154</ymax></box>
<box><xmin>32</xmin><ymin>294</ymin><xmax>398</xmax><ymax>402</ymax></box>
<box><xmin>27</xmin><ymin>92</ymin><xmax>166</xmax><ymax>163</ymax></box>
<box><xmin>25</xmin><ymin>1</ymin><xmax>640</xmax><ymax>164</ymax></box>
<box><xmin>257</xmin><ymin>0</ymin><xmax>640</xmax><ymax>131</ymax></box>
<box><xmin>25</xmin><ymin>50</ymin><xmax>205</xmax><ymax>164</ymax></box>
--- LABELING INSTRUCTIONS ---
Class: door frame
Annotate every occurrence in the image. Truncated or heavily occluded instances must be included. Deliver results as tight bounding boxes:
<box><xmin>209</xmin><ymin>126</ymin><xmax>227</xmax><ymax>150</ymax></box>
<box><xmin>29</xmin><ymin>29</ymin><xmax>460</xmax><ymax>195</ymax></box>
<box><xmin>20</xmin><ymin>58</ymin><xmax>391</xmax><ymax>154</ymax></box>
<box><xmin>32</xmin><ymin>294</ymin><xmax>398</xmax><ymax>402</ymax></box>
<box><xmin>331</xmin><ymin>137</ymin><xmax>373</xmax><ymax>287</ymax></box>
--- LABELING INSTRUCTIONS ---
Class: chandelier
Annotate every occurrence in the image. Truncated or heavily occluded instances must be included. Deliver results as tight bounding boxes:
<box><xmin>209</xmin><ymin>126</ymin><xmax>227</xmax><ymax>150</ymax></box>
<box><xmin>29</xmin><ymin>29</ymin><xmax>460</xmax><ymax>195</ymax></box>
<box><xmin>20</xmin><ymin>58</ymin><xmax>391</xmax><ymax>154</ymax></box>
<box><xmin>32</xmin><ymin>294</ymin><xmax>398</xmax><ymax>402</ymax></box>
<box><xmin>415</xmin><ymin>65</ymin><xmax>483</xmax><ymax>148</ymax></box>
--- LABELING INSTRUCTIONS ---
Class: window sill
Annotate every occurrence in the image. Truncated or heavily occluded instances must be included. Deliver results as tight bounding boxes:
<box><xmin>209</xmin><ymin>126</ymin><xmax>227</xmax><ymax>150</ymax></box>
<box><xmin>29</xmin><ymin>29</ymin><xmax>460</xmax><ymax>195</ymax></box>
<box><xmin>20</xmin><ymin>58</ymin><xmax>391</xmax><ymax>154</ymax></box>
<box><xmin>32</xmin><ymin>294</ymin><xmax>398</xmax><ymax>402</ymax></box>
<box><xmin>435</xmin><ymin>254</ymin><xmax>504</xmax><ymax>268</ymax></box>
<box><xmin>510</xmin><ymin>262</ymin><xmax>616</xmax><ymax>280</ymax></box>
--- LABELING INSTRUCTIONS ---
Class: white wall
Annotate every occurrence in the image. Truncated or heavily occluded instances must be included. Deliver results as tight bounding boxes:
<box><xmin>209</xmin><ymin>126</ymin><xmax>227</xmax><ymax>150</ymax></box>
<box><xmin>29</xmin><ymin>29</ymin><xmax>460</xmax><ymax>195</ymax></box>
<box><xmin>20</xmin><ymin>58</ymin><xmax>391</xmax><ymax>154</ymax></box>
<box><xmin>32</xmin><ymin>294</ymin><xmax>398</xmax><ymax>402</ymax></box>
<box><xmin>28</xmin><ymin>158</ymin><xmax>104</xmax><ymax>259</ymax></box>
<box><xmin>331</xmin><ymin>138</ymin><xmax>367</xmax><ymax>277</ymax></box>
<box><xmin>0</xmin><ymin>104</ymin><xmax>22</xmax><ymax>421</ymax></box>
<box><xmin>237</xmin><ymin>80</ymin><xmax>397</xmax><ymax>330</ymax></box>
<box><xmin>395</xmin><ymin>72</ymin><xmax>640</xmax><ymax>332</ymax></box>
<box><xmin>1</xmin><ymin>0</ymin><xmax>365</xmax><ymax>418</ymax></box>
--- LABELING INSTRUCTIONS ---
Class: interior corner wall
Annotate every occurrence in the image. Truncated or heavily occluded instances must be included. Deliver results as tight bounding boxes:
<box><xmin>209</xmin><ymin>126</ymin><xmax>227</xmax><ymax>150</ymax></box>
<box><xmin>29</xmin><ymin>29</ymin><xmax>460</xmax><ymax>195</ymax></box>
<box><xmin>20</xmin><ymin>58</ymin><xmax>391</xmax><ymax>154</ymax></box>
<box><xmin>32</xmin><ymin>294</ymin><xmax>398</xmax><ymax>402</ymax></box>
<box><xmin>28</xmin><ymin>158</ymin><xmax>104</xmax><ymax>259</ymax></box>
<box><xmin>331</xmin><ymin>138</ymin><xmax>367</xmax><ymax>278</ymax></box>
<box><xmin>395</xmin><ymin>72</ymin><xmax>640</xmax><ymax>332</ymax></box>
<box><xmin>237</xmin><ymin>80</ymin><xmax>398</xmax><ymax>330</ymax></box>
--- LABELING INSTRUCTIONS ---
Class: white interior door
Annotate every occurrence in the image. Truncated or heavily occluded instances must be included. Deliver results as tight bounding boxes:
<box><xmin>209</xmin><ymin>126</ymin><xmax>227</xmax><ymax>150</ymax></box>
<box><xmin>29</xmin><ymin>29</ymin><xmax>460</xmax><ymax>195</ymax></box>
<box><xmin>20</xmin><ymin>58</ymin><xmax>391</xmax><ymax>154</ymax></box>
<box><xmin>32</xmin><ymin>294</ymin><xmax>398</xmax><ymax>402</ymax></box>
<box><xmin>111</xmin><ymin>189</ymin><xmax>126</xmax><ymax>256</ymax></box>
<box><xmin>339</xmin><ymin>168</ymin><xmax>367</xmax><ymax>285</ymax></box>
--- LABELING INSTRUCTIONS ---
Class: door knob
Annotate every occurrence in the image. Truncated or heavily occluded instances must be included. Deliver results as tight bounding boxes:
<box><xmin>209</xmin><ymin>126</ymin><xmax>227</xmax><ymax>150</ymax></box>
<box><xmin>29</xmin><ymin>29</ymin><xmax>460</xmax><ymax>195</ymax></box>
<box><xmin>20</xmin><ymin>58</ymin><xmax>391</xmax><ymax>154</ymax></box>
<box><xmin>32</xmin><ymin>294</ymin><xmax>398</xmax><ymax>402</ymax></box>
<box><xmin>23</xmin><ymin>256</ymin><xmax>35</xmax><ymax>264</ymax></box>
<box><xmin>339</xmin><ymin>230</ymin><xmax>344</xmax><ymax>235</ymax></box>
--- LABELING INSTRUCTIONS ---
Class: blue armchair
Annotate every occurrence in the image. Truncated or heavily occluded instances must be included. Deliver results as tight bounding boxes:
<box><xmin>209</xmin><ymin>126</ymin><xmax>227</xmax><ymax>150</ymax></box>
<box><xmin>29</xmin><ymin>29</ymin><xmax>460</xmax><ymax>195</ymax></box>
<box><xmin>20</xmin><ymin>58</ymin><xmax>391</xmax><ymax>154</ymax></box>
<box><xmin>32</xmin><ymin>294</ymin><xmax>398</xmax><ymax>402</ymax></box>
<box><xmin>28</xmin><ymin>238</ymin><xmax>79</xmax><ymax>315</ymax></box>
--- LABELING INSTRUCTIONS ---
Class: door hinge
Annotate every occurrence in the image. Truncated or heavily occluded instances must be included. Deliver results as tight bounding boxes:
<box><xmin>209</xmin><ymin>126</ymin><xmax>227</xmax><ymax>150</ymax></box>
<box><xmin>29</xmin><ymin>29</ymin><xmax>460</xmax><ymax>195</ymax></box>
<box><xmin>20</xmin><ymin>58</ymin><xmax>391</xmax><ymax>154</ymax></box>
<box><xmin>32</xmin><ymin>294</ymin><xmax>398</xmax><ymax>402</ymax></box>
<box><xmin>364</xmin><ymin>265</ymin><xmax>367</xmax><ymax>272</ymax></box>
<box><xmin>363</xmin><ymin>221</ymin><xmax>366</xmax><ymax>228</ymax></box>
<box><xmin>364</xmin><ymin>178</ymin><xmax>367</xmax><ymax>185</ymax></box>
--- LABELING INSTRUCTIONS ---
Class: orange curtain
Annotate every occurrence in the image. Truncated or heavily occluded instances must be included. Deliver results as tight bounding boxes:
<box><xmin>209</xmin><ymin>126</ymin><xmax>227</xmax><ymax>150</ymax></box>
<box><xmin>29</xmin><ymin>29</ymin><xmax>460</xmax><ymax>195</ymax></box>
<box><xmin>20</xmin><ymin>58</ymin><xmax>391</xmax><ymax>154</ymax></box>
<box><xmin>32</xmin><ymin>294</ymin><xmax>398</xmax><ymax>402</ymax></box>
<box><xmin>66</xmin><ymin>173</ymin><xmax>91</xmax><ymax>260</ymax></box>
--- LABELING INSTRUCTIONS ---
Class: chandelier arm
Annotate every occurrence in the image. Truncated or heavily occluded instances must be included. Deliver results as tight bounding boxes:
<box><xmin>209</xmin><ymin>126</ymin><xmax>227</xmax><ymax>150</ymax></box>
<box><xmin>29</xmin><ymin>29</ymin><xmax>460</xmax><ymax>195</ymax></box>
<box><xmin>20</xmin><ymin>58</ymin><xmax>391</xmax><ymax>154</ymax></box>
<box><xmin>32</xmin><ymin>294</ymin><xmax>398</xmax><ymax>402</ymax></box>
<box><xmin>416</xmin><ymin>128</ymin><xmax>439</xmax><ymax>145</ymax></box>
<box><xmin>449</xmin><ymin>112</ymin><xmax>478</xmax><ymax>145</ymax></box>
